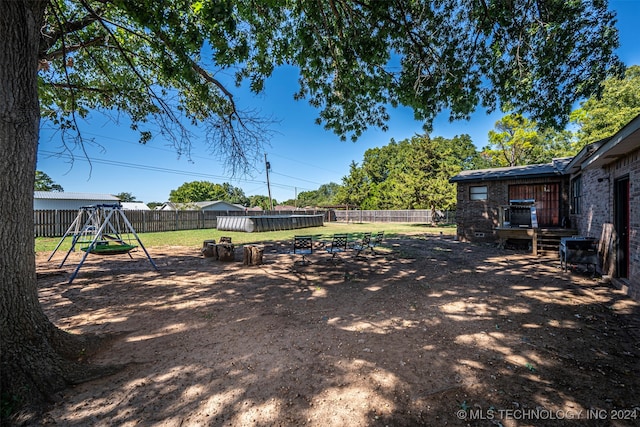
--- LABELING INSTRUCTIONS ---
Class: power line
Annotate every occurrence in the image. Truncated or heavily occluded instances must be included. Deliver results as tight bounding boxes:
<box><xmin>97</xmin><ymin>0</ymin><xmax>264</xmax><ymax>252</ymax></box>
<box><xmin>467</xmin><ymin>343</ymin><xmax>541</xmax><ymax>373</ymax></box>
<box><xmin>53</xmin><ymin>128</ymin><xmax>338</xmax><ymax>181</ymax></box>
<box><xmin>269</xmin><ymin>152</ymin><xmax>342</xmax><ymax>174</ymax></box>
<box><xmin>40</xmin><ymin>131</ymin><xmax>327</xmax><ymax>190</ymax></box>
<box><xmin>270</xmin><ymin>171</ymin><xmax>325</xmax><ymax>186</ymax></box>
<box><xmin>38</xmin><ymin>149</ymin><xmax>312</xmax><ymax>192</ymax></box>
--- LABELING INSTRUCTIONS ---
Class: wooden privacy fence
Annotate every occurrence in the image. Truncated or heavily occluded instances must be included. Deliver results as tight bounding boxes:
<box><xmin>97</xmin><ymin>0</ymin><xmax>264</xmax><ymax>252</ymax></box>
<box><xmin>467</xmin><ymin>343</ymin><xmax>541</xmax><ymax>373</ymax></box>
<box><xmin>333</xmin><ymin>209</ymin><xmax>455</xmax><ymax>224</ymax></box>
<box><xmin>34</xmin><ymin>208</ymin><xmax>454</xmax><ymax>237</ymax></box>
<box><xmin>34</xmin><ymin>209</ymin><xmax>327</xmax><ymax>238</ymax></box>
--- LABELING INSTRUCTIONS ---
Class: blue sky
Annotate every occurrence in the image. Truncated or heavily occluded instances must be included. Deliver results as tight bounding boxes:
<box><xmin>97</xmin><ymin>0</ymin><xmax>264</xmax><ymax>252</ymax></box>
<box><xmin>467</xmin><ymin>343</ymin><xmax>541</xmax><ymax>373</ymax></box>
<box><xmin>37</xmin><ymin>1</ymin><xmax>640</xmax><ymax>205</ymax></box>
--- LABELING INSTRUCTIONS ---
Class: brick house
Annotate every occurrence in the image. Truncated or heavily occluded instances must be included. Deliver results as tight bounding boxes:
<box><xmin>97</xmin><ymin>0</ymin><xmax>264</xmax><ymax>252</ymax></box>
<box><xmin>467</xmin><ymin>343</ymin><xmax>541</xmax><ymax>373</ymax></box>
<box><xmin>564</xmin><ymin>114</ymin><xmax>640</xmax><ymax>299</ymax></box>
<box><xmin>449</xmin><ymin>158</ymin><xmax>572</xmax><ymax>244</ymax></box>
<box><xmin>451</xmin><ymin>114</ymin><xmax>639</xmax><ymax>300</ymax></box>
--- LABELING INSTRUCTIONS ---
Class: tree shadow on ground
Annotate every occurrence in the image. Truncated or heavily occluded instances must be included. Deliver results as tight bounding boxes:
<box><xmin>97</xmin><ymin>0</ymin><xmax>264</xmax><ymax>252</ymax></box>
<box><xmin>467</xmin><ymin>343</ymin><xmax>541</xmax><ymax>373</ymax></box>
<box><xmin>33</xmin><ymin>235</ymin><xmax>640</xmax><ymax>427</ymax></box>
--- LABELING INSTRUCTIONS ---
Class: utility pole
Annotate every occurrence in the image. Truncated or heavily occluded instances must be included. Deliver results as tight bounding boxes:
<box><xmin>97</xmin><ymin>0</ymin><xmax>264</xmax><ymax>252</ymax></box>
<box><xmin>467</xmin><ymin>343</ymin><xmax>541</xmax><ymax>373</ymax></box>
<box><xmin>264</xmin><ymin>153</ymin><xmax>273</xmax><ymax>211</ymax></box>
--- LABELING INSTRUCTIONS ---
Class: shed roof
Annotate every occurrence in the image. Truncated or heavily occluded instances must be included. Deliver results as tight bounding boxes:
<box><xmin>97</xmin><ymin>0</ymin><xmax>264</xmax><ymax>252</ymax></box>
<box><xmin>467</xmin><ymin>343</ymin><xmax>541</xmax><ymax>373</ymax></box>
<box><xmin>159</xmin><ymin>200</ymin><xmax>245</xmax><ymax>210</ymax></box>
<box><xmin>193</xmin><ymin>200</ymin><xmax>243</xmax><ymax>209</ymax></box>
<box><xmin>449</xmin><ymin>158</ymin><xmax>571</xmax><ymax>183</ymax></box>
<box><xmin>34</xmin><ymin>191</ymin><xmax>119</xmax><ymax>201</ymax></box>
<box><xmin>120</xmin><ymin>202</ymin><xmax>151</xmax><ymax>210</ymax></box>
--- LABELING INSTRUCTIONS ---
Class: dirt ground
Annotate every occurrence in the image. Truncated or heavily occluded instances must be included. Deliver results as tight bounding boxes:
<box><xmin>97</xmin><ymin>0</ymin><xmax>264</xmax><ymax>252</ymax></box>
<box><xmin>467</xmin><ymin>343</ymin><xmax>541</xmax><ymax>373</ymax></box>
<box><xmin>34</xmin><ymin>233</ymin><xmax>640</xmax><ymax>427</ymax></box>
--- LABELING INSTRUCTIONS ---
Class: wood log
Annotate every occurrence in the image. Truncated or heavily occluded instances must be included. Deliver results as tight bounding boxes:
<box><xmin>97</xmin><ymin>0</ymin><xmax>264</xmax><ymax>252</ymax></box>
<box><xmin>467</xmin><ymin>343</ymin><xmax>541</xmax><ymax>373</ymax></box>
<box><xmin>216</xmin><ymin>243</ymin><xmax>235</xmax><ymax>262</ymax></box>
<box><xmin>243</xmin><ymin>245</ymin><xmax>264</xmax><ymax>266</ymax></box>
<box><xmin>201</xmin><ymin>240</ymin><xmax>217</xmax><ymax>258</ymax></box>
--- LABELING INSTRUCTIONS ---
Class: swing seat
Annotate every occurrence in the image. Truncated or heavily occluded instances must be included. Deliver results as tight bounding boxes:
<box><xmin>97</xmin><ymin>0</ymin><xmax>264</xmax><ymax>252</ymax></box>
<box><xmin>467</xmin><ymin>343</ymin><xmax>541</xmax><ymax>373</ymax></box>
<box><xmin>81</xmin><ymin>243</ymin><xmax>137</xmax><ymax>255</ymax></box>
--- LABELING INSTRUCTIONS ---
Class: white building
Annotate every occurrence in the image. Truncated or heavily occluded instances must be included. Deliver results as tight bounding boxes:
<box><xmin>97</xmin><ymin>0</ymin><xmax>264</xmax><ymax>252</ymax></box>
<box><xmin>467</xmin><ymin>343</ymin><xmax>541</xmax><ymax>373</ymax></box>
<box><xmin>34</xmin><ymin>191</ymin><xmax>120</xmax><ymax>210</ymax></box>
<box><xmin>157</xmin><ymin>200</ymin><xmax>245</xmax><ymax>211</ymax></box>
<box><xmin>120</xmin><ymin>202</ymin><xmax>151</xmax><ymax>210</ymax></box>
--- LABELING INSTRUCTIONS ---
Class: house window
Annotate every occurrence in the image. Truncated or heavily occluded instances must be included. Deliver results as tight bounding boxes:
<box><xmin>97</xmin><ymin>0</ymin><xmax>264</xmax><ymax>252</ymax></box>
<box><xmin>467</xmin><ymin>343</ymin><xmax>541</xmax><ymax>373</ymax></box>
<box><xmin>470</xmin><ymin>186</ymin><xmax>487</xmax><ymax>200</ymax></box>
<box><xmin>571</xmin><ymin>176</ymin><xmax>582</xmax><ymax>214</ymax></box>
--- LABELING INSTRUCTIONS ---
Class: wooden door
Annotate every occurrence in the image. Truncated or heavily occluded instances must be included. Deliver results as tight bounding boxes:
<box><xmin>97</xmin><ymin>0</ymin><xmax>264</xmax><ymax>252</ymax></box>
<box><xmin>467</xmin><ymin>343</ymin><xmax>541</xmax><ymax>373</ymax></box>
<box><xmin>509</xmin><ymin>183</ymin><xmax>560</xmax><ymax>227</ymax></box>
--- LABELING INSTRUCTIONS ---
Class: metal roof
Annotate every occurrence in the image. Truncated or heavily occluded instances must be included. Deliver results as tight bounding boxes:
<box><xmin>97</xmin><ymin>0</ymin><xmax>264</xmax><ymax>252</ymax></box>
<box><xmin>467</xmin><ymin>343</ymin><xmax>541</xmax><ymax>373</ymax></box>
<box><xmin>160</xmin><ymin>200</ymin><xmax>245</xmax><ymax>210</ymax></box>
<box><xmin>193</xmin><ymin>200</ymin><xmax>224</xmax><ymax>208</ymax></box>
<box><xmin>449</xmin><ymin>158</ymin><xmax>572</xmax><ymax>183</ymax></box>
<box><xmin>34</xmin><ymin>191</ymin><xmax>119</xmax><ymax>201</ymax></box>
<box><xmin>120</xmin><ymin>202</ymin><xmax>151</xmax><ymax>210</ymax></box>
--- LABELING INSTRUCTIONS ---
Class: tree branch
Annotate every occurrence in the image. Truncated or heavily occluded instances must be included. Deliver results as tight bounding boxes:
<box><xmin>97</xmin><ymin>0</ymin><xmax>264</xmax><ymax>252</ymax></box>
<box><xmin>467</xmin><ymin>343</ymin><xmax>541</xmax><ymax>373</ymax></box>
<box><xmin>40</xmin><ymin>5</ymin><xmax>100</xmax><ymax>58</ymax></box>
<box><xmin>76</xmin><ymin>0</ymin><xmax>178</xmax><ymax>121</ymax></box>
<box><xmin>43</xmin><ymin>35</ymin><xmax>106</xmax><ymax>60</ymax></box>
<box><xmin>47</xmin><ymin>82</ymin><xmax>113</xmax><ymax>93</ymax></box>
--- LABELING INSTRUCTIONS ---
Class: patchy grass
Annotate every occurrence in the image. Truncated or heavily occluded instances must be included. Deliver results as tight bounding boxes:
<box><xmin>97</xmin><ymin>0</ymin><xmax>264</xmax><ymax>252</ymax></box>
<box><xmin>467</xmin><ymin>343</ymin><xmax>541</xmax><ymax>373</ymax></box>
<box><xmin>34</xmin><ymin>222</ymin><xmax>455</xmax><ymax>253</ymax></box>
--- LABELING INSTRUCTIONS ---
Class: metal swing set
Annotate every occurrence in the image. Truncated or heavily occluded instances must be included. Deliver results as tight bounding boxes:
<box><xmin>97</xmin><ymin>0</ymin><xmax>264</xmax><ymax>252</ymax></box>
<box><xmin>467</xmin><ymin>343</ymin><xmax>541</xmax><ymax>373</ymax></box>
<box><xmin>48</xmin><ymin>203</ymin><xmax>158</xmax><ymax>283</ymax></box>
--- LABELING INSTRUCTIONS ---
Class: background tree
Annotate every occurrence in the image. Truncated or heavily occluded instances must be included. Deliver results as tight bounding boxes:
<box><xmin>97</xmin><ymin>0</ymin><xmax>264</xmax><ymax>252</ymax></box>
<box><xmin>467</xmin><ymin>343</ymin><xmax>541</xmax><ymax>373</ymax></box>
<box><xmin>248</xmin><ymin>195</ymin><xmax>274</xmax><ymax>210</ymax></box>
<box><xmin>482</xmin><ymin>114</ymin><xmax>543</xmax><ymax>167</ymax></box>
<box><xmin>388</xmin><ymin>135</ymin><xmax>475</xmax><ymax>215</ymax></box>
<box><xmin>169</xmin><ymin>181</ymin><xmax>248</xmax><ymax>205</ymax></box>
<box><xmin>1</xmin><ymin>0</ymin><xmax>624</xmax><ymax>419</ymax></box>
<box><xmin>289</xmin><ymin>190</ymin><xmax>315</xmax><ymax>207</ymax></box>
<box><xmin>537</xmin><ymin>128</ymin><xmax>577</xmax><ymax>162</ymax></box>
<box><xmin>361</xmin><ymin>144</ymin><xmax>398</xmax><ymax>186</ymax></box>
<box><xmin>570</xmin><ymin>65</ymin><xmax>640</xmax><ymax>146</ymax></box>
<box><xmin>360</xmin><ymin>143</ymin><xmax>400</xmax><ymax>209</ymax></box>
<box><xmin>337</xmin><ymin>134</ymin><xmax>478</xmax><ymax>211</ymax></box>
<box><xmin>285</xmin><ymin>183</ymin><xmax>341</xmax><ymax>207</ymax></box>
<box><xmin>314</xmin><ymin>183</ymin><xmax>341</xmax><ymax>206</ymax></box>
<box><xmin>34</xmin><ymin>171</ymin><xmax>64</xmax><ymax>192</ymax></box>
<box><xmin>335</xmin><ymin>142</ymin><xmax>402</xmax><ymax>209</ymax></box>
<box><xmin>114</xmin><ymin>192</ymin><xmax>137</xmax><ymax>202</ymax></box>
<box><xmin>146</xmin><ymin>201</ymin><xmax>163</xmax><ymax>210</ymax></box>
<box><xmin>221</xmin><ymin>183</ymin><xmax>250</xmax><ymax>206</ymax></box>
<box><xmin>480</xmin><ymin>114</ymin><xmax>577</xmax><ymax>167</ymax></box>
<box><xmin>335</xmin><ymin>161</ymin><xmax>370</xmax><ymax>208</ymax></box>
<box><xmin>387</xmin><ymin>137</ymin><xmax>436</xmax><ymax>209</ymax></box>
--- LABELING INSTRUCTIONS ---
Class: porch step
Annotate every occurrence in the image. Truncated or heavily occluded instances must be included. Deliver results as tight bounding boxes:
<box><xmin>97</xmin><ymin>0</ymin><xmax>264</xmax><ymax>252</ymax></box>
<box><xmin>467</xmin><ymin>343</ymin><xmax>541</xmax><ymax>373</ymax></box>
<box><xmin>535</xmin><ymin>229</ymin><xmax>579</xmax><ymax>257</ymax></box>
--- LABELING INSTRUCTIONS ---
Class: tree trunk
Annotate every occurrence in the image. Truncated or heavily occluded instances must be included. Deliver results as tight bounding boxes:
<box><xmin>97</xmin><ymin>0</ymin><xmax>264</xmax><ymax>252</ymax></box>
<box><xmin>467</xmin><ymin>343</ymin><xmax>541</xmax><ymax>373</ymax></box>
<box><xmin>201</xmin><ymin>240</ymin><xmax>217</xmax><ymax>258</ymax></box>
<box><xmin>243</xmin><ymin>245</ymin><xmax>264</xmax><ymax>266</ymax></box>
<box><xmin>216</xmin><ymin>244</ymin><xmax>235</xmax><ymax>261</ymax></box>
<box><xmin>0</xmin><ymin>2</ymin><xmax>111</xmax><ymax>421</ymax></box>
